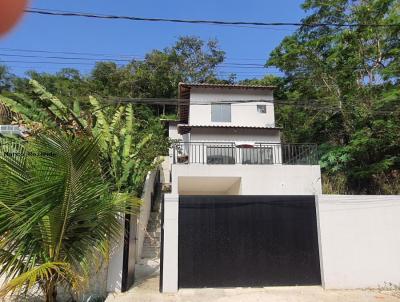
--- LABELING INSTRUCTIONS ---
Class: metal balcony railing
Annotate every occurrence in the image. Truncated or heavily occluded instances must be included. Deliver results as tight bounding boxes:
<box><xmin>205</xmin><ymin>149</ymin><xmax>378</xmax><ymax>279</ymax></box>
<box><xmin>171</xmin><ymin>142</ymin><xmax>318</xmax><ymax>165</ymax></box>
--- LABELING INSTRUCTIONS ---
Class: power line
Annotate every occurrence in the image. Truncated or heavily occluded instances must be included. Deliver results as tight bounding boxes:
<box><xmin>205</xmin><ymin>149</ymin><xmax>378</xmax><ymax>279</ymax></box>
<box><xmin>0</xmin><ymin>47</ymin><xmax>268</xmax><ymax>62</ymax></box>
<box><xmin>0</xmin><ymin>47</ymin><xmax>140</xmax><ymax>58</ymax></box>
<box><xmin>2</xmin><ymin>55</ymin><xmax>390</xmax><ymax>72</ymax></box>
<box><xmin>0</xmin><ymin>55</ymin><xmax>269</xmax><ymax>68</ymax></box>
<box><xmin>25</xmin><ymin>8</ymin><xmax>400</xmax><ymax>28</ymax></box>
<box><xmin>0</xmin><ymin>53</ymin><xmax>140</xmax><ymax>62</ymax></box>
<box><xmin>0</xmin><ymin>51</ymin><xmax>270</xmax><ymax>67</ymax></box>
<box><xmin>1</xmin><ymin>51</ymin><xmax>391</xmax><ymax>72</ymax></box>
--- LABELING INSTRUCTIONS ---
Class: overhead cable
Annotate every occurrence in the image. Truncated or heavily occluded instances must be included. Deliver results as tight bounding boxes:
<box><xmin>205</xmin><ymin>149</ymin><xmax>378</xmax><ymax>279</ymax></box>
<box><xmin>25</xmin><ymin>8</ymin><xmax>400</xmax><ymax>28</ymax></box>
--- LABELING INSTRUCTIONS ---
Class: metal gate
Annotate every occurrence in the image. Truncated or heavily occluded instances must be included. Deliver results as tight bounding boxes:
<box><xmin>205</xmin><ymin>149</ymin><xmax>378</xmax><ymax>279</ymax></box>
<box><xmin>178</xmin><ymin>195</ymin><xmax>321</xmax><ymax>288</ymax></box>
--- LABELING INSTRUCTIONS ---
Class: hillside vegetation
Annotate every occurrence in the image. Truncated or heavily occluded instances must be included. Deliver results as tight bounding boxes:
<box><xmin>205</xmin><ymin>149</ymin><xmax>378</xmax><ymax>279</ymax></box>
<box><xmin>1</xmin><ymin>0</ymin><xmax>400</xmax><ymax>194</ymax></box>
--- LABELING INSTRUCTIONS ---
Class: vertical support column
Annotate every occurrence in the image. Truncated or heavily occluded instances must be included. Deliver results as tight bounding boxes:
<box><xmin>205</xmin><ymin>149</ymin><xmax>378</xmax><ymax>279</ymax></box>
<box><xmin>161</xmin><ymin>194</ymin><xmax>179</xmax><ymax>293</ymax></box>
<box><xmin>107</xmin><ymin>216</ymin><xmax>125</xmax><ymax>293</ymax></box>
<box><xmin>315</xmin><ymin>195</ymin><xmax>326</xmax><ymax>288</ymax></box>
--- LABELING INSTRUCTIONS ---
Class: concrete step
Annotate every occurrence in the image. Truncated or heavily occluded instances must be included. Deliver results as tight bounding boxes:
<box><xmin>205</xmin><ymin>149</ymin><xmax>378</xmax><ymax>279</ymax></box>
<box><xmin>143</xmin><ymin>239</ymin><xmax>160</xmax><ymax>245</ymax></box>
<box><xmin>142</xmin><ymin>247</ymin><xmax>160</xmax><ymax>256</ymax></box>
<box><xmin>147</xmin><ymin>219</ymin><xmax>160</xmax><ymax>224</ymax></box>
<box><xmin>141</xmin><ymin>207</ymin><xmax>162</xmax><ymax>259</ymax></box>
<box><xmin>144</xmin><ymin>237</ymin><xmax>160</xmax><ymax>243</ymax></box>
<box><xmin>143</xmin><ymin>241</ymin><xmax>160</xmax><ymax>248</ymax></box>
<box><xmin>142</xmin><ymin>246</ymin><xmax>159</xmax><ymax>251</ymax></box>
<box><xmin>141</xmin><ymin>252</ymin><xmax>159</xmax><ymax>259</ymax></box>
<box><xmin>147</xmin><ymin>224</ymin><xmax>161</xmax><ymax>230</ymax></box>
<box><xmin>147</xmin><ymin>231</ymin><xmax>161</xmax><ymax>237</ymax></box>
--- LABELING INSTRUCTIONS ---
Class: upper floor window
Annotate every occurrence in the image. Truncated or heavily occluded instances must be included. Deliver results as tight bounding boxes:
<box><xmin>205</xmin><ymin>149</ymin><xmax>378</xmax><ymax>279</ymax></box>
<box><xmin>211</xmin><ymin>103</ymin><xmax>231</xmax><ymax>122</ymax></box>
<box><xmin>257</xmin><ymin>105</ymin><xmax>267</xmax><ymax>114</ymax></box>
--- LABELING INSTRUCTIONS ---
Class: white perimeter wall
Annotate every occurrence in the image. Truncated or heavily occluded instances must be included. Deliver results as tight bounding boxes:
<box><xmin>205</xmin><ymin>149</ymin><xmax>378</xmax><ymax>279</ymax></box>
<box><xmin>317</xmin><ymin>195</ymin><xmax>400</xmax><ymax>289</ymax></box>
<box><xmin>189</xmin><ymin>87</ymin><xmax>275</xmax><ymax>127</ymax></box>
<box><xmin>172</xmin><ymin>164</ymin><xmax>322</xmax><ymax>195</ymax></box>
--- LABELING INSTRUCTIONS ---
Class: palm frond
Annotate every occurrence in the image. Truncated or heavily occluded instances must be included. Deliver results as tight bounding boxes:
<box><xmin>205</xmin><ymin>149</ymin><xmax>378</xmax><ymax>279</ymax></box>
<box><xmin>0</xmin><ymin>262</ymin><xmax>79</xmax><ymax>297</ymax></box>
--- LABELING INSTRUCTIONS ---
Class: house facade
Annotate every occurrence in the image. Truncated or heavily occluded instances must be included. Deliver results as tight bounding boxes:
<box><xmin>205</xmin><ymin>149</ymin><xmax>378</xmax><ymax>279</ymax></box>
<box><xmin>161</xmin><ymin>83</ymin><xmax>322</xmax><ymax>292</ymax></box>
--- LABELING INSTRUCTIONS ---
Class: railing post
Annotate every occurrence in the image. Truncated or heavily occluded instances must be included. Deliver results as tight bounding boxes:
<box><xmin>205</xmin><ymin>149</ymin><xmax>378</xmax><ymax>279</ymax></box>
<box><xmin>233</xmin><ymin>142</ymin><xmax>236</xmax><ymax>164</ymax></box>
<box><xmin>173</xmin><ymin>144</ymin><xmax>176</xmax><ymax>164</ymax></box>
<box><xmin>202</xmin><ymin>142</ymin><xmax>205</xmax><ymax>164</ymax></box>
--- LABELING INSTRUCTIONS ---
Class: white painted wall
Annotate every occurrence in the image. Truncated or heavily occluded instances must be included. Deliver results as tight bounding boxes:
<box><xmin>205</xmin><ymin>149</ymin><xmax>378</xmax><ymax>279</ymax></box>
<box><xmin>160</xmin><ymin>155</ymin><xmax>171</xmax><ymax>185</ymax></box>
<box><xmin>189</xmin><ymin>87</ymin><xmax>275</xmax><ymax>127</ymax></box>
<box><xmin>162</xmin><ymin>194</ymin><xmax>179</xmax><ymax>293</ymax></box>
<box><xmin>171</xmin><ymin>164</ymin><xmax>322</xmax><ymax>195</ymax></box>
<box><xmin>106</xmin><ymin>216</ymin><xmax>125</xmax><ymax>292</ymax></box>
<box><xmin>317</xmin><ymin>195</ymin><xmax>400</xmax><ymax>289</ymax></box>
<box><xmin>168</xmin><ymin>122</ymin><xmax>180</xmax><ymax>140</ymax></box>
<box><xmin>136</xmin><ymin>168</ymin><xmax>158</xmax><ymax>261</ymax></box>
<box><xmin>190</xmin><ymin>127</ymin><xmax>281</xmax><ymax>143</ymax></box>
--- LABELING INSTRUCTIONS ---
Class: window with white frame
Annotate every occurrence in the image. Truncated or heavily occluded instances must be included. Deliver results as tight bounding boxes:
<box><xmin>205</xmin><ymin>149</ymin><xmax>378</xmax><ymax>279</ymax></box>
<box><xmin>211</xmin><ymin>103</ymin><xmax>231</xmax><ymax>122</ymax></box>
<box><xmin>257</xmin><ymin>105</ymin><xmax>267</xmax><ymax>114</ymax></box>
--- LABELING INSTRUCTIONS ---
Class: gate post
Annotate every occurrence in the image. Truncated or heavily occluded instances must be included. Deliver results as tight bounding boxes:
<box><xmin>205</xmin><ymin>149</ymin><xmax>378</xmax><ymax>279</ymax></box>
<box><xmin>161</xmin><ymin>194</ymin><xmax>179</xmax><ymax>293</ymax></box>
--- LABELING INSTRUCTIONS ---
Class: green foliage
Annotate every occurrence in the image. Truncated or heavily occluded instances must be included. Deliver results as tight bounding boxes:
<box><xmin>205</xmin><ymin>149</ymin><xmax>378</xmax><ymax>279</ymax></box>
<box><xmin>0</xmin><ymin>80</ymin><xmax>88</xmax><ymax>133</ymax></box>
<box><xmin>267</xmin><ymin>0</ymin><xmax>400</xmax><ymax>193</ymax></box>
<box><xmin>0</xmin><ymin>65</ymin><xmax>15</xmax><ymax>93</ymax></box>
<box><xmin>89</xmin><ymin>97</ymin><xmax>168</xmax><ymax>194</ymax></box>
<box><xmin>0</xmin><ymin>132</ymin><xmax>138</xmax><ymax>302</ymax></box>
<box><xmin>89</xmin><ymin>36</ymin><xmax>225</xmax><ymax>98</ymax></box>
<box><xmin>26</xmin><ymin>68</ymin><xmax>92</xmax><ymax>109</ymax></box>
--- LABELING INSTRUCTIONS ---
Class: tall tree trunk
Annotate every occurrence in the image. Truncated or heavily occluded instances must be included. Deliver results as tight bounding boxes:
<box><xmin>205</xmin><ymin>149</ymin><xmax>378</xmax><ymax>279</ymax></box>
<box><xmin>45</xmin><ymin>281</ymin><xmax>57</xmax><ymax>302</ymax></box>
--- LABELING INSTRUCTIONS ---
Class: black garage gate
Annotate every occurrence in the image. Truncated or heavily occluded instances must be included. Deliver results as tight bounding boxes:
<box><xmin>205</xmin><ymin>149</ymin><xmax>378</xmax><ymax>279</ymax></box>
<box><xmin>178</xmin><ymin>195</ymin><xmax>321</xmax><ymax>288</ymax></box>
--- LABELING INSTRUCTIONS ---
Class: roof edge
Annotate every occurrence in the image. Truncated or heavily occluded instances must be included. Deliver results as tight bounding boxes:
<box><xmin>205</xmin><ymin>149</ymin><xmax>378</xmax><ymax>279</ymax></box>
<box><xmin>179</xmin><ymin>82</ymin><xmax>276</xmax><ymax>92</ymax></box>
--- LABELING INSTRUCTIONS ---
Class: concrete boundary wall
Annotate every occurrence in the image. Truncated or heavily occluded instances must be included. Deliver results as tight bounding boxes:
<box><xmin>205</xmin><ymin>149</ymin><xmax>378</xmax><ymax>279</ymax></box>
<box><xmin>316</xmin><ymin>195</ymin><xmax>400</xmax><ymax>289</ymax></box>
<box><xmin>136</xmin><ymin>168</ymin><xmax>158</xmax><ymax>261</ymax></box>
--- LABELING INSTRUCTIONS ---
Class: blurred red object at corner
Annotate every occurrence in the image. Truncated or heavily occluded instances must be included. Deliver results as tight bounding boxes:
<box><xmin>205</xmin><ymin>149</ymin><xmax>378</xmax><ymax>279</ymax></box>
<box><xmin>0</xmin><ymin>0</ymin><xmax>28</xmax><ymax>37</ymax></box>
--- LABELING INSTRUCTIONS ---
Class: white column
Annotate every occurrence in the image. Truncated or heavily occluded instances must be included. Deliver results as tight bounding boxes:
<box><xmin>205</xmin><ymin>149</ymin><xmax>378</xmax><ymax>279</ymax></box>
<box><xmin>106</xmin><ymin>216</ymin><xmax>125</xmax><ymax>292</ymax></box>
<box><xmin>162</xmin><ymin>194</ymin><xmax>179</xmax><ymax>293</ymax></box>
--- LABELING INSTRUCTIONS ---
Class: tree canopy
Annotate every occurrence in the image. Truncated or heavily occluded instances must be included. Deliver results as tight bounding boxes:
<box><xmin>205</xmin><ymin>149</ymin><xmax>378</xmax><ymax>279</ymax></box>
<box><xmin>266</xmin><ymin>0</ymin><xmax>400</xmax><ymax>193</ymax></box>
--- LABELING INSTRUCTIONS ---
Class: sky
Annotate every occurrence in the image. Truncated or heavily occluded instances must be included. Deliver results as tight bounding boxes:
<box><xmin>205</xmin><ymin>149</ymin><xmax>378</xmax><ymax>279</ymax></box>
<box><xmin>0</xmin><ymin>0</ymin><xmax>306</xmax><ymax>80</ymax></box>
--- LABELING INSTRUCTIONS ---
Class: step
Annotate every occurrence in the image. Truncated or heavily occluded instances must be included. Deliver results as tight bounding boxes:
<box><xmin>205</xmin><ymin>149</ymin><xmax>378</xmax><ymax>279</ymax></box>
<box><xmin>144</xmin><ymin>235</ymin><xmax>160</xmax><ymax>242</ymax></box>
<box><xmin>141</xmin><ymin>252</ymin><xmax>159</xmax><ymax>259</ymax></box>
<box><xmin>146</xmin><ymin>226</ymin><xmax>160</xmax><ymax>232</ymax></box>
<box><xmin>146</xmin><ymin>231</ymin><xmax>161</xmax><ymax>237</ymax></box>
<box><xmin>144</xmin><ymin>237</ymin><xmax>160</xmax><ymax>243</ymax></box>
<box><xmin>143</xmin><ymin>240</ymin><xmax>160</xmax><ymax>247</ymax></box>
<box><xmin>142</xmin><ymin>248</ymin><xmax>160</xmax><ymax>255</ymax></box>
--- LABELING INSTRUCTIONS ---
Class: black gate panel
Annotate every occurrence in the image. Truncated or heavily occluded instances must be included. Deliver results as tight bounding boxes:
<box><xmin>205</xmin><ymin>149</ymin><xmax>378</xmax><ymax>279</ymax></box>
<box><xmin>178</xmin><ymin>195</ymin><xmax>321</xmax><ymax>288</ymax></box>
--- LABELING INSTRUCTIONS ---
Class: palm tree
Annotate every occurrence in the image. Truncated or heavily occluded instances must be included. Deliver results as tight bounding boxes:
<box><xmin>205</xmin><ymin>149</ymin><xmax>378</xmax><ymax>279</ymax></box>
<box><xmin>0</xmin><ymin>132</ymin><xmax>138</xmax><ymax>302</ymax></box>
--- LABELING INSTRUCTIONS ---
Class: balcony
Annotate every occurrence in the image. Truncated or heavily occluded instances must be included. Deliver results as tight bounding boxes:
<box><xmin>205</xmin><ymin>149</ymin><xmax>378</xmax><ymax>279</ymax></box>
<box><xmin>171</xmin><ymin>142</ymin><xmax>318</xmax><ymax>165</ymax></box>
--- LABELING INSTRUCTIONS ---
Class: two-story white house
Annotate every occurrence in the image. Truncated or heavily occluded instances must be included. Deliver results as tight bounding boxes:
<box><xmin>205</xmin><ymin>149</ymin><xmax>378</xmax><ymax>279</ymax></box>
<box><xmin>161</xmin><ymin>83</ymin><xmax>323</xmax><ymax>292</ymax></box>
